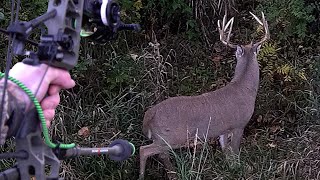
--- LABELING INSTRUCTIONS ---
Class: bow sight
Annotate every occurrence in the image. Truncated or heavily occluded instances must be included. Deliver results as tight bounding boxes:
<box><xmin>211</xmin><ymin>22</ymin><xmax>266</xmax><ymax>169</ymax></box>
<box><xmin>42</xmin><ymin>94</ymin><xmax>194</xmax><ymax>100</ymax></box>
<box><xmin>4</xmin><ymin>0</ymin><xmax>141</xmax><ymax>70</ymax></box>
<box><xmin>0</xmin><ymin>0</ymin><xmax>140</xmax><ymax>179</ymax></box>
<box><xmin>82</xmin><ymin>0</ymin><xmax>141</xmax><ymax>43</ymax></box>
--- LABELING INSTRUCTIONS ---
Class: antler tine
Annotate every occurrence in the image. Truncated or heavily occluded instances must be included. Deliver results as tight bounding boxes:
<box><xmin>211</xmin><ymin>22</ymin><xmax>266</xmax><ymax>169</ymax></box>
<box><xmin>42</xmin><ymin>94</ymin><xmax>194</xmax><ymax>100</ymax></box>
<box><xmin>250</xmin><ymin>11</ymin><xmax>270</xmax><ymax>46</ymax></box>
<box><xmin>217</xmin><ymin>14</ymin><xmax>237</xmax><ymax>48</ymax></box>
<box><xmin>249</xmin><ymin>11</ymin><xmax>263</xmax><ymax>26</ymax></box>
<box><xmin>225</xmin><ymin>17</ymin><xmax>234</xmax><ymax>43</ymax></box>
<box><xmin>222</xmin><ymin>13</ymin><xmax>227</xmax><ymax>30</ymax></box>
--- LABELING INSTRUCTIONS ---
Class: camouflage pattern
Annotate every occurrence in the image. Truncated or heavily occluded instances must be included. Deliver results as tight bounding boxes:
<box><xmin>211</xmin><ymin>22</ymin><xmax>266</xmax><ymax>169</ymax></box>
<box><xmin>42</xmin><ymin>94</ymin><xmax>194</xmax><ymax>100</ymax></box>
<box><xmin>0</xmin><ymin>81</ymin><xmax>28</xmax><ymax>145</ymax></box>
<box><xmin>0</xmin><ymin>82</ymin><xmax>9</xmax><ymax>145</ymax></box>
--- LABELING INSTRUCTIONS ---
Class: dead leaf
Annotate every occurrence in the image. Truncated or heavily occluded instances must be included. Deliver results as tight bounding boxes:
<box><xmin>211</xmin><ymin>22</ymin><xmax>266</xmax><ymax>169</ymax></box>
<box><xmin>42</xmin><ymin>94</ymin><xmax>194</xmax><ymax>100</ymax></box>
<box><xmin>78</xmin><ymin>127</ymin><xmax>90</xmax><ymax>138</ymax></box>
<box><xmin>130</xmin><ymin>53</ymin><xmax>138</xmax><ymax>61</ymax></box>
<box><xmin>216</xmin><ymin>78</ymin><xmax>228</xmax><ymax>88</ymax></box>
<box><xmin>270</xmin><ymin>126</ymin><xmax>280</xmax><ymax>133</ymax></box>
<box><xmin>211</xmin><ymin>55</ymin><xmax>223</xmax><ymax>67</ymax></box>
<box><xmin>267</xmin><ymin>142</ymin><xmax>277</xmax><ymax>148</ymax></box>
<box><xmin>211</xmin><ymin>55</ymin><xmax>223</xmax><ymax>63</ymax></box>
<box><xmin>257</xmin><ymin>115</ymin><xmax>263</xmax><ymax>123</ymax></box>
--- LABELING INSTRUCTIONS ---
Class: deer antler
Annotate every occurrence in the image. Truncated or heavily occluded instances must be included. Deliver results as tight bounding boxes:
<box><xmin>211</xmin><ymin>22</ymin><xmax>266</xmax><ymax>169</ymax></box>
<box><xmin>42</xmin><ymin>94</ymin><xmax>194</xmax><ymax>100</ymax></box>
<box><xmin>218</xmin><ymin>12</ymin><xmax>270</xmax><ymax>48</ymax></box>
<box><xmin>217</xmin><ymin>14</ymin><xmax>237</xmax><ymax>48</ymax></box>
<box><xmin>250</xmin><ymin>11</ymin><xmax>270</xmax><ymax>46</ymax></box>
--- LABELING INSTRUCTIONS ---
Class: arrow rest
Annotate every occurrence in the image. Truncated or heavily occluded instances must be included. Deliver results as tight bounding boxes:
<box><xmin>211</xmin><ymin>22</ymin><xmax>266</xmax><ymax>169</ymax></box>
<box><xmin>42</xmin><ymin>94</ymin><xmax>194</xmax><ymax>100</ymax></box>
<box><xmin>0</xmin><ymin>0</ymin><xmax>139</xmax><ymax>179</ymax></box>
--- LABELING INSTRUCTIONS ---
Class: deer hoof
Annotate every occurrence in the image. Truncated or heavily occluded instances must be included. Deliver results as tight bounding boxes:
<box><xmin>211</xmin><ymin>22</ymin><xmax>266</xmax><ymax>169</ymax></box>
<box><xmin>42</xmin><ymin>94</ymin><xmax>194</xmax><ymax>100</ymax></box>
<box><xmin>167</xmin><ymin>171</ymin><xmax>178</xmax><ymax>180</ymax></box>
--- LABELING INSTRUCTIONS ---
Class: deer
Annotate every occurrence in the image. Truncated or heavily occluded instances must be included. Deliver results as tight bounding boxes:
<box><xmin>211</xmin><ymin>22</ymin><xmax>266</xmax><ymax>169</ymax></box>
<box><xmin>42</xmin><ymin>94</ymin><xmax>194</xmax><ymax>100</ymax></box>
<box><xmin>139</xmin><ymin>12</ymin><xmax>270</xmax><ymax>179</ymax></box>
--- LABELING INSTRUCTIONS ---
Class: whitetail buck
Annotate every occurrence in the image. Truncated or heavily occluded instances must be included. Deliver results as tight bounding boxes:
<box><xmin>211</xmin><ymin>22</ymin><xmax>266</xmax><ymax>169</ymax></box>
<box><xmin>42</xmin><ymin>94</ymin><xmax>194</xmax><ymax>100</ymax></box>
<box><xmin>139</xmin><ymin>12</ymin><xmax>270</xmax><ymax>179</ymax></box>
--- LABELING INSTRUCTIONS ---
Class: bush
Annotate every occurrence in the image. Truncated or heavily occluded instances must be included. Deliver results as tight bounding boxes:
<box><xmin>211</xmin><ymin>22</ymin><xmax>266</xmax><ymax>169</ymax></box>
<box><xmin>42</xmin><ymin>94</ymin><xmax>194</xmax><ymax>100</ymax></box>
<box><xmin>256</xmin><ymin>0</ymin><xmax>316</xmax><ymax>40</ymax></box>
<box><xmin>138</xmin><ymin>0</ymin><xmax>199</xmax><ymax>40</ymax></box>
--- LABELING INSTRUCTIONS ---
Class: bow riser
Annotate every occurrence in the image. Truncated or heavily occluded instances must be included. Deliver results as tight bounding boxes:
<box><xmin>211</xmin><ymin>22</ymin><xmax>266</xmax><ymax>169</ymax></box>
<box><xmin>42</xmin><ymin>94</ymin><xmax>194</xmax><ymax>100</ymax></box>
<box><xmin>41</xmin><ymin>0</ymin><xmax>84</xmax><ymax>70</ymax></box>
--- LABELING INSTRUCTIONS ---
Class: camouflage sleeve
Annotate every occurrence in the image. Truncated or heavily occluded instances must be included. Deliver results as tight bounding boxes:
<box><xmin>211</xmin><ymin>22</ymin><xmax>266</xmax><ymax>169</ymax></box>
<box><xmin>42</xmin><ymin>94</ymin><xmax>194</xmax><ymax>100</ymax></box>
<box><xmin>0</xmin><ymin>80</ymin><xmax>28</xmax><ymax>145</ymax></box>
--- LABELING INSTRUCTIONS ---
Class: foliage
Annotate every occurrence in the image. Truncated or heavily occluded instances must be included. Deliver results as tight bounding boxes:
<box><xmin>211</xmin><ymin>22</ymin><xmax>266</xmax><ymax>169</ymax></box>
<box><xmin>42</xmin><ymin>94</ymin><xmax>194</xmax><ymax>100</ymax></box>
<box><xmin>258</xmin><ymin>41</ymin><xmax>308</xmax><ymax>83</ymax></box>
<box><xmin>0</xmin><ymin>0</ymin><xmax>320</xmax><ymax>179</ymax></box>
<box><xmin>143</xmin><ymin>0</ymin><xmax>192</xmax><ymax>20</ymax></box>
<box><xmin>188</xmin><ymin>0</ymin><xmax>236</xmax><ymax>45</ymax></box>
<box><xmin>257</xmin><ymin>39</ymin><xmax>316</xmax><ymax>123</ymax></box>
<box><xmin>118</xmin><ymin>0</ymin><xmax>143</xmax><ymax>23</ymax></box>
<box><xmin>256</xmin><ymin>0</ymin><xmax>316</xmax><ymax>40</ymax></box>
<box><xmin>0</xmin><ymin>0</ymin><xmax>48</xmax><ymax>68</ymax></box>
<box><xmin>141</xmin><ymin>0</ymin><xmax>200</xmax><ymax>40</ymax></box>
<box><xmin>0</xmin><ymin>12</ymin><xmax>4</xmax><ymax>21</ymax></box>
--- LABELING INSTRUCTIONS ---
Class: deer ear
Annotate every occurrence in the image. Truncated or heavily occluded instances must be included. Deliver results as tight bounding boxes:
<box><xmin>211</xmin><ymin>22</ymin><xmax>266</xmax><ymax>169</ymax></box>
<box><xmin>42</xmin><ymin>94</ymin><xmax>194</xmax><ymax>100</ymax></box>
<box><xmin>236</xmin><ymin>46</ymin><xmax>244</xmax><ymax>56</ymax></box>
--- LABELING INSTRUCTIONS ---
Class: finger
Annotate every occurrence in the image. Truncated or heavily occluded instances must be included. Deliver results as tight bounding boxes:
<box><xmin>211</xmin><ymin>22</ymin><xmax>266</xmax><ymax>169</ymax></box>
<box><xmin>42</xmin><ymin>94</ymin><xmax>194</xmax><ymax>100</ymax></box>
<box><xmin>43</xmin><ymin>109</ymin><xmax>55</xmax><ymax>128</ymax></box>
<box><xmin>41</xmin><ymin>93</ymin><xmax>60</xmax><ymax>110</ymax></box>
<box><xmin>48</xmin><ymin>85</ymin><xmax>62</xmax><ymax>95</ymax></box>
<box><xmin>46</xmin><ymin>68</ymin><xmax>75</xmax><ymax>89</ymax></box>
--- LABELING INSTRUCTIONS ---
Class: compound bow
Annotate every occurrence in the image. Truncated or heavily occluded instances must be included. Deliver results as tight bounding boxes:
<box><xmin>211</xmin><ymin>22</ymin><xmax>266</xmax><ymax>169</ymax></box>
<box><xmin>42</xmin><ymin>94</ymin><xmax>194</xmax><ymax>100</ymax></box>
<box><xmin>0</xmin><ymin>0</ymin><xmax>141</xmax><ymax>179</ymax></box>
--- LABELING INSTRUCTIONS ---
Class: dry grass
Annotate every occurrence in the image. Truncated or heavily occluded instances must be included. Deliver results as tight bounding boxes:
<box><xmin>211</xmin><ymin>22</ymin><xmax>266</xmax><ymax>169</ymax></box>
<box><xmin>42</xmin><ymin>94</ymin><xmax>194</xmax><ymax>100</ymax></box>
<box><xmin>0</xmin><ymin>1</ymin><xmax>319</xmax><ymax>179</ymax></box>
<box><xmin>0</xmin><ymin>35</ymin><xmax>318</xmax><ymax>180</ymax></box>
<box><xmin>47</xmin><ymin>33</ymin><xmax>320</xmax><ymax>179</ymax></box>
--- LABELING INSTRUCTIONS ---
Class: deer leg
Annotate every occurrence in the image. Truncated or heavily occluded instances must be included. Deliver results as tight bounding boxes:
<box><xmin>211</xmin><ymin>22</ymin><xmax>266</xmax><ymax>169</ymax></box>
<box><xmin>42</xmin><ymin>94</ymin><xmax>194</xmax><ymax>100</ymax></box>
<box><xmin>219</xmin><ymin>128</ymin><xmax>244</xmax><ymax>155</ymax></box>
<box><xmin>219</xmin><ymin>132</ymin><xmax>232</xmax><ymax>154</ymax></box>
<box><xmin>222</xmin><ymin>128</ymin><xmax>244</xmax><ymax>167</ymax></box>
<box><xmin>139</xmin><ymin>143</ymin><xmax>168</xmax><ymax>180</ymax></box>
<box><xmin>219</xmin><ymin>133</ymin><xmax>228</xmax><ymax>151</ymax></box>
<box><xmin>229</xmin><ymin>128</ymin><xmax>244</xmax><ymax>154</ymax></box>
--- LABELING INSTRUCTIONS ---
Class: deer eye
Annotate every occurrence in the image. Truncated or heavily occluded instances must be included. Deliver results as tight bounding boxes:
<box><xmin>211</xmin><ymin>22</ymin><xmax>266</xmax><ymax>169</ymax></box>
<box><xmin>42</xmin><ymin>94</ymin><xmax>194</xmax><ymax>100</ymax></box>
<box><xmin>236</xmin><ymin>46</ymin><xmax>244</xmax><ymax>56</ymax></box>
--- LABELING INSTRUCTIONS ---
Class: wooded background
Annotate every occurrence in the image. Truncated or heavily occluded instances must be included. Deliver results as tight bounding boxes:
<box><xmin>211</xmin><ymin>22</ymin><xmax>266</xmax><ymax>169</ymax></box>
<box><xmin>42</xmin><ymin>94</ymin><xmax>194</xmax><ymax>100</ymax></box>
<box><xmin>0</xmin><ymin>0</ymin><xmax>319</xmax><ymax>179</ymax></box>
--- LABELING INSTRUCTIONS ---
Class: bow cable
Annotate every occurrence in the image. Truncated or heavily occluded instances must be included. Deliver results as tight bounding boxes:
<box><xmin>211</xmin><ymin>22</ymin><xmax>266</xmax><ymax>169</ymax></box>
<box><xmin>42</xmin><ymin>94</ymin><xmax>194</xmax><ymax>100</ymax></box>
<box><xmin>0</xmin><ymin>0</ymin><xmax>21</xmax><ymax>139</ymax></box>
<box><xmin>0</xmin><ymin>0</ymin><xmax>75</xmax><ymax>149</ymax></box>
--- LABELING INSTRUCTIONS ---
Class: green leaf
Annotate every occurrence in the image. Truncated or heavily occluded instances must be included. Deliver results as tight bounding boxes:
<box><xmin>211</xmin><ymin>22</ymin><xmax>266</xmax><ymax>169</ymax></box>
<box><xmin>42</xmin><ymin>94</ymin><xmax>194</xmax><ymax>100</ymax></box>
<box><xmin>187</xmin><ymin>20</ymin><xmax>196</xmax><ymax>28</ymax></box>
<box><xmin>172</xmin><ymin>1</ymin><xmax>180</xmax><ymax>10</ymax></box>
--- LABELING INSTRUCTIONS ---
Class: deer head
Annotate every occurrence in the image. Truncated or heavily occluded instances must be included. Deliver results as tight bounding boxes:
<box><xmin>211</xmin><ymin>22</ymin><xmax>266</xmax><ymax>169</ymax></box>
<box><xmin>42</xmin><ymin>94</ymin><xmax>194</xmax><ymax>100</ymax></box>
<box><xmin>217</xmin><ymin>12</ymin><xmax>270</xmax><ymax>90</ymax></box>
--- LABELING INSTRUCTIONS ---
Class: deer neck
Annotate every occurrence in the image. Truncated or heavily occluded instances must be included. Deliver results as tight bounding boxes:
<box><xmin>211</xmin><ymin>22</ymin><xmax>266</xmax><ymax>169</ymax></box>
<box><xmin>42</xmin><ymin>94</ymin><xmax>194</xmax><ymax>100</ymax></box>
<box><xmin>230</xmin><ymin>58</ymin><xmax>260</xmax><ymax>94</ymax></box>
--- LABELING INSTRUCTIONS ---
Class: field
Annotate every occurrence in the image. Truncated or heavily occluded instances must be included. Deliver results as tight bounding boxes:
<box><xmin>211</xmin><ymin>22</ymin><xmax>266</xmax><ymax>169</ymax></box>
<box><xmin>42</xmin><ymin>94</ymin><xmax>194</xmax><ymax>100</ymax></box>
<box><xmin>0</xmin><ymin>0</ymin><xmax>319</xmax><ymax>179</ymax></box>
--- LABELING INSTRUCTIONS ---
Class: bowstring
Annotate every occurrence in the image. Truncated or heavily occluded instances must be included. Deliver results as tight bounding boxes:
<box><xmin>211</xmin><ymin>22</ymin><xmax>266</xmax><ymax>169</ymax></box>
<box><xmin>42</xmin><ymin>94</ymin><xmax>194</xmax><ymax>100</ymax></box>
<box><xmin>0</xmin><ymin>0</ymin><xmax>21</xmax><ymax>137</ymax></box>
<box><xmin>0</xmin><ymin>0</ymin><xmax>54</xmax><ymax>140</ymax></box>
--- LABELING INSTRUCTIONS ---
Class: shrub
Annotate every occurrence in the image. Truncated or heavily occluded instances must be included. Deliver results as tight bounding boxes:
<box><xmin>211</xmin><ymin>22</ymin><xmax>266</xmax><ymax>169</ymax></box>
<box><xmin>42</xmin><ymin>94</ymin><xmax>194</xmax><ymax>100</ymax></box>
<box><xmin>256</xmin><ymin>0</ymin><xmax>316</xmax><ymax>40</ymax></box>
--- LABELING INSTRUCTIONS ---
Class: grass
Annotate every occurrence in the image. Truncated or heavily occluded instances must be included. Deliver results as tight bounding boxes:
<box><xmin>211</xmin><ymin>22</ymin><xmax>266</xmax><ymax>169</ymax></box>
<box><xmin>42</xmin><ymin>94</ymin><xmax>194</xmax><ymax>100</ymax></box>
<box><xmin>46</xmin><ymin>33</ymin><xmax>319</xmax><ymax>179</ymax></box>
<box><xmin>0</xmin><ymin>1</ymin><xmax>319</xmax><ymax>179</ymax></box>
<box><xmin>0</xmin><ymin>33</ymin><xmax>318</xmax><ymax>180</ymax></box>
<box><xmin>155</xmin><ymin>123</ymin><xmax>320</xmax><ymax>180</ymax></box>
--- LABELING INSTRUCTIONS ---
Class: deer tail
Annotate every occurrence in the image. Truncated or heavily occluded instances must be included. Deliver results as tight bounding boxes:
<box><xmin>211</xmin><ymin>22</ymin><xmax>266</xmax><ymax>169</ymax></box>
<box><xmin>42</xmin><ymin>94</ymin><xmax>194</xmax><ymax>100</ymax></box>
<box><xmin>142</xmin><ymin>107</ymin><xmax>156</xmax><ymax>139</ymax></box>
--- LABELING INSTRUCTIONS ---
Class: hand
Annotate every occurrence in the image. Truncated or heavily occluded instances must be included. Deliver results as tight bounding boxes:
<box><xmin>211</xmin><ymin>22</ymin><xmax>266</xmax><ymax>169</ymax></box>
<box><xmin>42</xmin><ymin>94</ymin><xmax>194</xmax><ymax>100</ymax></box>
<box><xmin>9</xmin><ymin>62</ymin><xmax>75</xmax><ymax>127</ymax></box>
